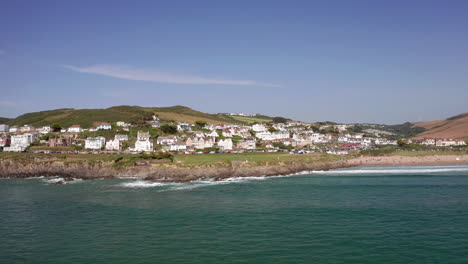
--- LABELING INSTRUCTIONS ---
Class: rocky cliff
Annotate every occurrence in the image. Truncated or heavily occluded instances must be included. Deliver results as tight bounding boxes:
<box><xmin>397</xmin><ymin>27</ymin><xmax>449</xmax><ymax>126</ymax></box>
<box><xmin>0</xmin><ymin>158</ymin><xmax>351</xmax><ymax>182</ymax></box>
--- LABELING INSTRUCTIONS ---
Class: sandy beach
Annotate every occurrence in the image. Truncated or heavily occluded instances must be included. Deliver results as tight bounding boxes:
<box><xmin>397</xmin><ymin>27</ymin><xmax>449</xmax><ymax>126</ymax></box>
<box><xmin>347</xmin><ymin>155</ymin><xmax>468</xmax><ymax>166</ymax></box>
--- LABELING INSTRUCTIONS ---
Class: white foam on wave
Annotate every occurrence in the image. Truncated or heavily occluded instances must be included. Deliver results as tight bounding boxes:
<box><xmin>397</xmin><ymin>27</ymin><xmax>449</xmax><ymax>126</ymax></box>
<box><xmin>119</xmin><ymin>176</ymin><xmax>272</xmax><ymax>191</ymax></box>
<box><xmin>43</xmin><ymin>177</ymin><xmax>83</xmax><ymax>184</ymax></box>
<box><xmin>117</xmin><ymin>176</ymin><xmax>145</xmax><ymax>180</ymax></box>
<box><xmin>166</xmin><ymin>176</ymin><xmax>275</xmax><ymax>191</ymax></box>
<box><xmin>218</xmin><ymin>176</ymin><xmax>267</xmax><ymax>183</ymax></box>
<box><xmin>26</xmin><ymin>176</ymin><xmax>45</xmax><ymax>179</ymax></box>
<box><xmin>119</xmin><ymin>180</ymin><xmax>169</xmax><ymax>188</ymax></box>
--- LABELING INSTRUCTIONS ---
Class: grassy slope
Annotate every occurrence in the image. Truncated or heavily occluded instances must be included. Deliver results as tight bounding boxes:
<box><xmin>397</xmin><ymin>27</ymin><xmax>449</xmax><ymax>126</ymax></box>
<box><xmin>7</xmin><ymin>105</ymin><xmax>242</xmax><ymax>128</ymax></box>
<box><xmin>146</xmin><ymin>105</ymin><xmax>238</xmax><ymax>124</ymax></box>
<box><xmin>228</xmin><ymin>115</ymin><xmax>272</xmax><ymax>124</ymax></box>
<box><xmin>8</xmin><ymin>106</ymin><xmax>148</xmax><ymax>128</ymax></box>
<box><xmin>412</xmin><ymin>112</ymin><xmax>468</xmax><ymax>139</ymax></box>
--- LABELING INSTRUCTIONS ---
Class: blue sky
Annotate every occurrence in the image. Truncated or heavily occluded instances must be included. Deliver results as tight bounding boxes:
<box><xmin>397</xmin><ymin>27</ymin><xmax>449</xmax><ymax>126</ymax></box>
<box><xmin>1</xmin><ymin>0</ymin><xmax>467</xmax><ymax>124</ymax></box>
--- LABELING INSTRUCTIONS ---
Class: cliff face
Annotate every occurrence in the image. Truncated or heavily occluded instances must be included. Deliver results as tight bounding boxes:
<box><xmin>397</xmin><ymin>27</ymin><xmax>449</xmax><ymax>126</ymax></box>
<box><xmin>0</xmin><ymin>159</ymin><xmax>350</xmax><ymax>182</ymax></box>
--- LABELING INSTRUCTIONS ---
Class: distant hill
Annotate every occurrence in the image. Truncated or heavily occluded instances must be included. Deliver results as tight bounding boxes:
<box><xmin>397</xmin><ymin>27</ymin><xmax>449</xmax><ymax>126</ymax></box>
<box><xmin>0</xmin><ymin>117</ymin><xmax>10</xmax><ymax>124</ymax></box>
<box><xmin>412</xmin><ymin>113</ymin><xmax>468</xmax><ymax>140</ymax></box>
<box><xmin>4</xmin><ymin>105</ymin><xmax>278</xmax><ymax>128</ymax></box>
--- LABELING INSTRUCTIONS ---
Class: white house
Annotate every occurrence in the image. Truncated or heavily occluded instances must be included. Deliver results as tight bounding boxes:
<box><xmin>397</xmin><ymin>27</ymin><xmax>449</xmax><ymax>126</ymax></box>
<box><xmin>11</xmin><ymin>133</ymin><xmax>39</xmax><ymax>147</ymax></box>
<box><xmin>5</xmin><ymin>133</ymin><xmax>39</xmax><ymax>152</ymax></box>
<box><xmin>96</xmin><ymin>122</ymin><xmax>112</xmax><ymax>130</ymax></box>
<box><xmin>193</xmin><ymin>131</ymin><xmax>205</xmax><ymax>138</ymax></box>
<box><xmin>237</xmin><ymin>137</ymin><xmax>256</xmax><ymax>149</ymax></box>
<box><xmin>134</xmin><ymin>131</ymin><xmax>153</xmax><ymax>152</ymax></box>
<box><xmin>256</xmin><ymin>131</ymin><xmax>273</xmax><ymax>140</ymax></box>
<box><xmin>206</xmin><ymin>130</ymin><xmax>219</xmax><ymax>138</ymax></box>
<box><xmin>311</xmin><ymin>133</ymin><xmax>332</xmax><ymax>144</ymax></box>
<box><xmin>85</xmin><ymin>137</ymin><xmax>106</xmax><ymax>150</ymax></box>
<box><xmin>105</xmin><ymin>139</ymin><xmax>121</xmax><ymax>151</ymax></box>
<box><xmin>38</xmin><ymin>126</ymin><xmax>51</xmax><ymax>134</ymax></box>
<box><xmin>435</xmin><ymin>139</ymin><xmax>464</xmax><ymax>147</ymax></box>
<box><xmin>222</xmin><ymin>129</ymin><xmax>233</xmax><ymax>138</ymax></box>
<box><xmin>8</xmin><ymin>126</ymin><xmax>19</xmax><ymax>133</ymax></box>
<box><xmin>157</xmin><ymin>136</ymin><xmax>178</xmax><ymax>145</ymax></box>
<box><xmin>177</xmin><ymin>122</ymin><xmax>191</xmax><ymax>131</ymax></box>
<box><xmin>149</xmin><ymin>120</ymin><xmax>161</xmax><ymax>128</ymax></box>
<box><xmin>0</xmin><ymin>124</ymin><xmax>10</xmax><ymax>133</ymax></box>
<box><xmin>3</xmin><ymin>145</ymin><xmax>27</xmax><ymax>152</ymax></box>
<box><xmin>375</xmin><ymin>138</ymin><xmax>397</xmax><ymax>145</ymax></box>
<box><xmin>116</xmin><ymin>121</ymin><xmax>131</xmax><ymax>127</ymax></box>
<box><xmin>361</xmin><ymin>138</ymin><xmax>373</xmax><ymax>146</ymax></box>
<box><xmin>20</xmin><ymin>125</ymin><xmax>35</xmax><ymax>133</ymax></box>
<box><xmin>252</xmin><ymin>124</ymin><xmax>267</xmax><ymax>132</ymax></box>
<box><xmin>273</xmin><ymin>123</ymin><xmax>287</xmax><ymax>131</ymax></box>
<box><xmin>217</xmin><ymin>138</ymin><xmax>233</xmax><ymax>150</ymax></box>
<box><xmin>114</xmin><ymin>134</ymin><xmax>129</xmax><ymax>141</ymax></box>
<box><xmin>420</xmin><ymin>138</ymin><xmax>436</xmax><ymax>146</ymax></box>
<box><xmin>162</xmin><ymin>141</ymin><xmax>187</xmax><ymax>152</ymax></box>
<box><xmin>68</xmin><ymin>125</ymin><xmax>83</xmax><ymax>133</ymax></box>
<box><xmin>186</xmin><ymin>137</ymin><xmax>214</xmax><ymax>149</ymax></box>
<box><xmin>134</xmin><ymin>140</ymin><xmax>153</xmax><ymax>152</ymax></box>
<box><xmin>272</xmin><ymin>131</ymin><xmax>290</xmax><ymax>139</ymax></box>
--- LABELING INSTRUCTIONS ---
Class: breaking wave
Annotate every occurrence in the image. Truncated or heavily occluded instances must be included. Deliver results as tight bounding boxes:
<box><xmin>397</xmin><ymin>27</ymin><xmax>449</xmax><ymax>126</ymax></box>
<box><xmin>43</xmin><ymin>177</ymin><xmax>83</xmax><ymax>184</ymax></box>
<box><xmin>119</xmin><ymin>181</ymin><xmax>168</xmax><ymax>188</ymax></box>
<box><xmin>118</xmin><ymin>176</ymin><xmax>272</xmax><ymax>191</ymax></box>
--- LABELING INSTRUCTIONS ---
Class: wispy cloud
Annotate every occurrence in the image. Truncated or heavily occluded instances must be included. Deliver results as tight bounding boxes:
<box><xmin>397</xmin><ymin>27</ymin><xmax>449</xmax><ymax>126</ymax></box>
<box><xmin>63</xmin><ymin>64</ymin><xmax>277</xmax><ymax>87</ymax></box>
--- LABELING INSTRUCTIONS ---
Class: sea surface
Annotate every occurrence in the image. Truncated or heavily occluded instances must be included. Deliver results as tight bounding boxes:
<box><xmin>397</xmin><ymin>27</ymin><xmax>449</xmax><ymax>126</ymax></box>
<box><xmin>1</xmin><ymin>165</ymin><xmax>468</xmax><ymax>264</ymax></box>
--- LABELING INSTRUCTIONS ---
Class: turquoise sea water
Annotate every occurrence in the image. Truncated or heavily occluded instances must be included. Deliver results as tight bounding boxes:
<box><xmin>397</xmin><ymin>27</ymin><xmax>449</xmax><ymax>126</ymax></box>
<box><xmin>1</xmin><ymin>165</ymin><xmax>468</xmax><ymax>264</ymax></box>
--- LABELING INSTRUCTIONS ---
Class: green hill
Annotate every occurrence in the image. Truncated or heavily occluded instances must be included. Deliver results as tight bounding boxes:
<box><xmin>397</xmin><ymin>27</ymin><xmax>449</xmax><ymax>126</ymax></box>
<box><xmin>0</xmin><ymin>117</ymin><xmax>10</xmax><ymax>124</ymax></box>
<box><xmin>5</xmin><ymin>105</ymin><xmax>277</xmax><ymax>128</ymax></box>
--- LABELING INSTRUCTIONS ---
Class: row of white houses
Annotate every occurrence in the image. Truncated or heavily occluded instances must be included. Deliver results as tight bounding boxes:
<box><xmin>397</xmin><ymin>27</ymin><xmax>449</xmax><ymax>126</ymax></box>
<box><xmin>419</xmin><ymin>138</ymin><xmax>466</xmax><ymax>147</ymax></box>
<box><xmin>3</xmin><ymin>133</ymin><xmax>40</xmax><ymax>152</ymax></box>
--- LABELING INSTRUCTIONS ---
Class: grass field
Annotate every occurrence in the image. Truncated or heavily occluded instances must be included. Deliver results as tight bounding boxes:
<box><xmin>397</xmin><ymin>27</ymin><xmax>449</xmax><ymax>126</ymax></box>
<box><xmin>229</xmin><ymin>115</ymin><xmax>272</xmax><ymax>124</ymax></box>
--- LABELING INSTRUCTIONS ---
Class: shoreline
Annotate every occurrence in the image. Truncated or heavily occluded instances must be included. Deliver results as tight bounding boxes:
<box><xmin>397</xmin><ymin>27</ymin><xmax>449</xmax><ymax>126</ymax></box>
<box><xmin>1</xmin><ymin>154</ymin><xmax>467</xmax><ymax>182</ymax></box>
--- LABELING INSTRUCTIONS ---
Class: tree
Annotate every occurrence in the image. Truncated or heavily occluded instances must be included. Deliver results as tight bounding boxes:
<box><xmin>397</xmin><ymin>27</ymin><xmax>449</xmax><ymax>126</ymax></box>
<box><xmin>397</xmin><ymin>139</ymin><xmax>407</xmax><ymax>147</ymax></box>
<box><xmin>195</xmin><ymin>120</ymin><xmax>207</xmax><ymax>127</ymax></box>
<box><xmin>51</xmin><ymin>123</ymin><xmax>62</xmax><ymax>132</ymax></box>
<box><xmin>272</xmin><ymin>142</ymin><xmax>293</xmax><ymax>150</ymax></box>
<box><xmin>122</xmin><ymin>141</ymin><xmax>131</xmax><ymax>150</ymax></box>
<box><xmin>161</xmin><ymin>124</ymin><xmax>177</xmax><ymax>134</ymax></box>
<box><xmin>143</xmin><ymin>112</ymin><xmax>154</xmax><ymax>121</ymax></box>
<box><xmin>272</xmin><ymin>117</ymin><xmax>288</xmax><ymax>123</ymax></box>
<box><xmin>268</xmin><ymin>127</ymin><xmax>278</xmax><ymax>133</ymax></box>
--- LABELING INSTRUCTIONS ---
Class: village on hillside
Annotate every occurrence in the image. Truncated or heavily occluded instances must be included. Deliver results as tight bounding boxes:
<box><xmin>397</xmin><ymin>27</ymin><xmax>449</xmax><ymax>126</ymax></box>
<box><xmin>0</xmin><ymin>114</ymin><xmax>466</xmax><ymax>155</ymax></box>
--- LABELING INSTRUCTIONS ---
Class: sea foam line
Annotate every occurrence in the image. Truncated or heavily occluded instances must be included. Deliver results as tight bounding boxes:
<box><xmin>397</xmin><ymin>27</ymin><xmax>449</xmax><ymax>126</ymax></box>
<box><xmin>118</xmin><ymin>180</ymin><xmax>169</xmax><ymax>188</ymax></box>
<box><xmin>43</xmin><ymin>177</ymin><xmax>83</xmax><ymax>184</ymax></box>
